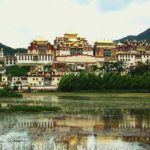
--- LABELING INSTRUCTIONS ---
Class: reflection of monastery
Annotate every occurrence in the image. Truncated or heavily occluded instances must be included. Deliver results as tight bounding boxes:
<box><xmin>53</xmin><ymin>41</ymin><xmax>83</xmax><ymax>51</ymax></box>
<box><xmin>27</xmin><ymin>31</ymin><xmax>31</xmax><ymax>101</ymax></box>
<box><xmin>0</xmin><ymin>113</ymin><xmax>150</xmax><ymax>149</ymax></box>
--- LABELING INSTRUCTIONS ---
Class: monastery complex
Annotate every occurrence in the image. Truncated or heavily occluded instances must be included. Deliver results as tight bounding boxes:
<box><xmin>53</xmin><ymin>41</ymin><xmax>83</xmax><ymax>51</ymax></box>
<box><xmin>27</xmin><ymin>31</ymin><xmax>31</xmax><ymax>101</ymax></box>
<box><xmin>0</xmin><ymin>32</ymin><xmax>150</xmax><ymax>90</ymax></box>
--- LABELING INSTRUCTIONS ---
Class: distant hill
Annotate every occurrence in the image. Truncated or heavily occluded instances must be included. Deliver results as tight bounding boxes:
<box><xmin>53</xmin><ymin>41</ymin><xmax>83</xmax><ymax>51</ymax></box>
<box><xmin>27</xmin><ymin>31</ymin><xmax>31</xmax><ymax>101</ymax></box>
<box><xmin>0</xmin><ymin>43</ymin><xmax>27</xmax><ymax>56</ymax></box>
<box><xmin>117</xmin><ymin>28</ymin><xmax>150</xmax><ymax>42</ymax></box>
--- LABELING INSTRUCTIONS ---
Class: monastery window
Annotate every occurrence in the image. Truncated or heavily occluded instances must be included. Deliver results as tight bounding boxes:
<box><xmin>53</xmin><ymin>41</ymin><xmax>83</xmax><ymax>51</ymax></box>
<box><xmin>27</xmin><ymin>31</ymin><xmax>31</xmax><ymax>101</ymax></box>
<box><xmin>57</xmin><ymin>78</ymin><xmax>59</xmax><ymax>80</ymax></box>
<box><xmin>36</xmin><ymin>78</ymin><xmax>38</xmax><ymax>80</ymax></box>
<box><xmin>3</xmin><ymin>78</ymin><xmax>5</xmax><ymax>81</ymax></box>
<box><xmin>39</xmin><ymin>82</ymin><xmax>41</xmax><ymax>85</ymax></box>
<box><xmin>104</xmin><ymin>49</ymin><xmax>111</xmax><ymax>57</ymax></box>
<box><xmin>42</xmin><ymin>78</ymin><xmax>44</xmax><ymax>80</ymax></box>
<box><xmin>33</xmin><ymin>78</ymin><xmax>35</xmax><ymax>80</ymax></box>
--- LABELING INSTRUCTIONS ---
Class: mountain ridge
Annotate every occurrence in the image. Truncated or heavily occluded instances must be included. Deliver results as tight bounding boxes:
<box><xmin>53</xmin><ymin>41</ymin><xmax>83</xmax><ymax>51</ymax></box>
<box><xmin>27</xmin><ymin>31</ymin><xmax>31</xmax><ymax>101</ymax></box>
<box><xmin>0</xmin><ymin>43</ymin><xmax>27</xmax><ymax>55</ymax></box>
<box><xmin>117</xmin><ymin>28</ymin><xmax>150</xmax><ymax>42</ymax></box>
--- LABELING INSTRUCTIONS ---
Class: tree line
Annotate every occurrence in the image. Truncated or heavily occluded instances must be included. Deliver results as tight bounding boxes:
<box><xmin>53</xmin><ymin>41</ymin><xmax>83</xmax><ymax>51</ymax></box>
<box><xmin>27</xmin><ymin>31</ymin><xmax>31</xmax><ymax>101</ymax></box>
<box><xmin>58</xmin><ymin>62</ymin><xmax>150</xmax><ymax>92</ymax></box>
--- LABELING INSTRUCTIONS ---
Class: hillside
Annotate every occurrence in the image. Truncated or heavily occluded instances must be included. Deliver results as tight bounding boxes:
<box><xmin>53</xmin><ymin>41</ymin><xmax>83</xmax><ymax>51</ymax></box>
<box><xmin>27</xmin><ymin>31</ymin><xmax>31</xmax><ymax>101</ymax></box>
<box><xmin>0</xmin><ymin>43</ymin><xmax>27</xmax><ymax>55</ymax></box>
<box><xmin>117</xmin><ymin>28</ymin><xmax>150</xmax><ymax>42</ymax></box>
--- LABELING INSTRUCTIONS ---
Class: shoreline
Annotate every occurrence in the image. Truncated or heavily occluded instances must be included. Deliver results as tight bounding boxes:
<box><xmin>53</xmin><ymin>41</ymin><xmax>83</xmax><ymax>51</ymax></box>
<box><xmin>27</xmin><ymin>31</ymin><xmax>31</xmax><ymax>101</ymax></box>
<box><xmin>22</xmin><ymin>91</ymin><xmax>150</xmax><ymax>97</ymax></box>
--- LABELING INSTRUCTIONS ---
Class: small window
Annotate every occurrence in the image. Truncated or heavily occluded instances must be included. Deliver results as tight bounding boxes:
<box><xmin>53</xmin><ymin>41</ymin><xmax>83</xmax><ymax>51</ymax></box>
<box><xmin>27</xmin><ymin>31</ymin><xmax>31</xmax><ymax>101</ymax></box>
<box><xmin>33</xmin><ymin>78</ymin><xmax>35</xmax><ymax>80</ymax></box>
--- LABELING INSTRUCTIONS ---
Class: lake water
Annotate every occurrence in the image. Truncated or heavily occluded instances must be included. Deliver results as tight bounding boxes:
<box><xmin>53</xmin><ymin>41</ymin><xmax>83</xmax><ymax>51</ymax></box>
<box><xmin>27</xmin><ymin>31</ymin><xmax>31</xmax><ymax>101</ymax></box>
<box><xmin>0</xmin><ymin>93</ymin><xmax>150</xmax><ymax>150</ymax></box>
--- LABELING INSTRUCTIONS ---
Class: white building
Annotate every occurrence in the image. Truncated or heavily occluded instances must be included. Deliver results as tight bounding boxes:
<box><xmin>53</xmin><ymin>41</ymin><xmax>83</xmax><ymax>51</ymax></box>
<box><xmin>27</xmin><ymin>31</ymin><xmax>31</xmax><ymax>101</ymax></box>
<box><xmin>27</xmin><ymin>76</ymin><xmax>45</xmax><ymax>86</ymax></box>
<box><xmin>0</xmin><ymin>48</ymin><xmax>4</xmax><ymax>59</ymax></box>
<box><xmin>5</xmin><ymin>38</ymin><xmax>55</xmax><ymax>66</ymax></box>
<box><xmin>0</xmin><ymin>64</ymin><xmax>6</xmax><ymax>74</ymax></box>
<box><xmin>117</xmin><ymin>51</ymin><xmax>150</xmax><ymax>67</ymax></box>
<box><xmin>11</xmin><ymin>76</ymin><xmax>28</xmax><ymax>88</ymax></box>
<box><xmin>5</xmin><ymin>56</ymin><xmax>17</xmax><ymax>66</ymax></box>
<box><xmin>0</xmin><ymin>75</ymin><xmax>8</xmax><ymax>86</ymax></box>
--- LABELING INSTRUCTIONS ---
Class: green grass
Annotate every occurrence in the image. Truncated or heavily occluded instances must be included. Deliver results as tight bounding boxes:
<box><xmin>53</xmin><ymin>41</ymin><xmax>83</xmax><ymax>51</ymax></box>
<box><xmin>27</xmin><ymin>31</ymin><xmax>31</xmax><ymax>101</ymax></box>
<box><xmin>0</xmin><ymin>105</ymin><xmax>61</xmax><ymax>112</ymax></box>
<box><xmin>0</xmin><ymin>89</ymin><xmax>22</xmax><ymax>97</ymax></box>
<box><xmin>1</xmin><ymin>92</ymin><xmax>150</xmax><ymax>114</ymax></box>
<box><xmin>22</xmin><ymin>91</ymin><xmax>150</xmax><ymax>99</ymax></box>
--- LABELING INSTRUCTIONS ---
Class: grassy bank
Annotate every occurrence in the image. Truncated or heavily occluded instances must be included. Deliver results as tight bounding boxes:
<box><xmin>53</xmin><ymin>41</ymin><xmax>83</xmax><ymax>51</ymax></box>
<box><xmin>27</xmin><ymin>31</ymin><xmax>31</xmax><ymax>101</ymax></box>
<box><xmin>0</xmin><ymin>105</ymin><xmax>61</xmax><ymax>112</ymax></box>
<box><xmin>0</xmin><ymin>89</ymin><xmax>22</xmax><ymax>98</ymax></box>
<box><xmin>22</xmin><ymin>91</ymin><xmax>150</xmax><ymax>98</ymax></box>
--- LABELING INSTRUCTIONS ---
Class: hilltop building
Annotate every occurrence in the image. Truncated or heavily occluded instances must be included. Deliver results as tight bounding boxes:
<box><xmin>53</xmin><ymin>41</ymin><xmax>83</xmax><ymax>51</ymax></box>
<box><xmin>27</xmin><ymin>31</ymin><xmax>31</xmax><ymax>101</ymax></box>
<box><xmin>16</xmin><ymin>37</ymin><xmax>55</xmax><ymax>65</ymax></box>
<box><xmin>117</xmin><ymin>50</ymin><xmax>150</xmax><ymax>67</ymax></box>
<box><xmin>94</xmin><ymin>40</ymin><xmax>117</xmax><ymax>62</ymax></box>
<box><xmin>116</xmin><ymin>40</ymin><xmax>150</xmax><ymax>67</ymax></box>
<box><xmin>117</xmin><ymin>40</ymin><xmax>150</xmax><ymax>51</ymax></box>
<box><xmin>5</xmin><ymin>56</ymin><xmax>17</xmax><ymax>66</ymax></box>
<box><xmin>54</xmin><ymin>32</ymin><xmax>93</xmax><ymax>56</ymax></box>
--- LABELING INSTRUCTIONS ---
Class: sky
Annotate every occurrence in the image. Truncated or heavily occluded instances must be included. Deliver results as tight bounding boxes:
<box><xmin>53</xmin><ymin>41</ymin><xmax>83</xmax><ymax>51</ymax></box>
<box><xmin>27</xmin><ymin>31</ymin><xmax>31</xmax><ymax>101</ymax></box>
<box><xmin>0</xmin><ymin>0</ymin><xmax>149</xmax><ymax>48</ymax></box>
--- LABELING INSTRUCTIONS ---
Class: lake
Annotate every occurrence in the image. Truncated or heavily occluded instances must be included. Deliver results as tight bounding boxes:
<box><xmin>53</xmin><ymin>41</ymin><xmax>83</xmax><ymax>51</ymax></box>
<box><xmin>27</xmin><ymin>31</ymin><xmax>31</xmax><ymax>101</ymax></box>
<box><xmin>0</xmin><ymin>93</ymin><xmax>150</xmax><ymax>150</ymax></box>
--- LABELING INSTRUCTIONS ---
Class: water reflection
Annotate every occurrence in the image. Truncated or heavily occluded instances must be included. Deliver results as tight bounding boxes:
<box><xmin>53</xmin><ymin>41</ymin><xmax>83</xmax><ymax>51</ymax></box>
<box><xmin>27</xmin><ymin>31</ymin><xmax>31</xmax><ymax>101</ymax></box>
<box><xmin>0</xmin><ymin>95</ymin><xmax>149</xmax><ymax>149</ymax></box>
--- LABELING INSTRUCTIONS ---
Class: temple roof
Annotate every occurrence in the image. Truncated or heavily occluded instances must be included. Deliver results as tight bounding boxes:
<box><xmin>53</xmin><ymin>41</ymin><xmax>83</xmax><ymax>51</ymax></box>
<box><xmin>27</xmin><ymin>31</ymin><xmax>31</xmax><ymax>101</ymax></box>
<box><xmin>34</xmin><ymin>37</ymin><xmax>47</xmax><ymax>42</ymax></box>
<box><xmin>117</xmin><ymin>42</ymin><xmax>124</xmax><ymax>46</ymax></box>
<box><xmin>68</xmin><ymin>38</ymin><xmax>78</xmax><ymax>42</ymax></box>
<box><xmin>96</xmin><ymin>40</ymin><xmax>114</xmax><ymax>44</ymax></box>
<box><xmin>65</xmin><ymin>32</ymin><xmax>78</xmax><ymax>35</ymax></box>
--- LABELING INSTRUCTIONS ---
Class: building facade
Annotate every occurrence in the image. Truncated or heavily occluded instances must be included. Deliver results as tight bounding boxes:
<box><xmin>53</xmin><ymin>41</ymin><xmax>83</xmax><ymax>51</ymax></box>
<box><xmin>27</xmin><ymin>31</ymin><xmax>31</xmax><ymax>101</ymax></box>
<box><xmin>94</xmin><ymin>40</ymin><xmax>117</xmax><ymax>61</ymax></box>
<box><xmin>15</xmin><ymin>38</ymin><xmax>55</xmax><ymax>65</ymax></box>
<box><xmin>0</xmin><ymin>48</ymin><xmax>4</xmax><ymax>60</ymax></box>
<box><xmin>117</xmin><ymin>51</ymin><xmax>150</xmax><ymax>67</ymax></box>
<box><xmin>54</xmin><ymin>32</ymin><xmax>93</xmax><ymax>56</ymax></box>
<box><xmin>5</xmin><ymin>56</ymin><xmax>17</xmax><ymax>66</ymax></box>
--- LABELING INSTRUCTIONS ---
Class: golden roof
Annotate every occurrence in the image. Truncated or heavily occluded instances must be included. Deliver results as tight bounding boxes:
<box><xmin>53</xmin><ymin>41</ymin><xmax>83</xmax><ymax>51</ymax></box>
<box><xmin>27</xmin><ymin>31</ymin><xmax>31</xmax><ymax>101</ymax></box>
<box><xmin>68</xmin><ymin>38</ymin><xmax>78</xmax><ymax>42</ymax></box>
<box><xmin>65</xmin><ymin>32</ymin><xmax>78</xmax><ymax>35</ymax></box>
<box><xmin>96</xmin><ymin>40</ymin><xmax>114</xmax><ymax>44</ymax></box>
<box><xmin>34</xmin><ymin>37</ymin><xmax>47</xmax><ymax>42</ymax></box>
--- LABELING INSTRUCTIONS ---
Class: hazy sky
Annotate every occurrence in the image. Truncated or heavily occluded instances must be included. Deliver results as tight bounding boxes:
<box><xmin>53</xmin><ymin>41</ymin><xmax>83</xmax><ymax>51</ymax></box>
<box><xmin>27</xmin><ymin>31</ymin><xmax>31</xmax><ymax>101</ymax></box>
<box><xmin>0</xmin><ymin>0</ymin><xmax>149</xmax><ymax>48</ymax></box>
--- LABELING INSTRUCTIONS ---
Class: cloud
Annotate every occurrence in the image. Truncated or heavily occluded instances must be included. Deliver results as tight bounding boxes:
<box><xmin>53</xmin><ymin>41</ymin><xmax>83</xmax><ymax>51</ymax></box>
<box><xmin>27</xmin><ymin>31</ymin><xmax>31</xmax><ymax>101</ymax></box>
<box><xmin>96</xmin><ymin>0</ymin><xmax>145</xmax><ymax>12</ymax></box>
<box><xmin>73</xmin><ymin>0</ymin><xmax>91</xmax><ymax>5</ymax></box>
<box><xmin>0</xmin><ymin>0</ymin><xmax>149</xmax><ymax>48</ymax></box>
<box><xmin>73</xmin><ymin>0</ymin><xmax>147</xmax><ymax>12</ymax></box>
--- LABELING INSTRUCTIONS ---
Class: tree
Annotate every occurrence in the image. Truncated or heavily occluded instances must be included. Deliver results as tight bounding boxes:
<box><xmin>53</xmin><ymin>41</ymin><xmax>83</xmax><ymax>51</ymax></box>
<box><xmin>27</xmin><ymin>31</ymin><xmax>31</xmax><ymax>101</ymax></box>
<box><xmin>6</xmin><ymin>65</ymin><xmax>30</xmax><ymax>76</ymax></box>
<box><xmin>129</xmin><ymin>62</ymin><xmax>150</xmax><ymax>76</ymax></box>
<box><xmin>101</xmin><ymin>61</ymin><xmax>124</xmax><ymax>74</ymax></box>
